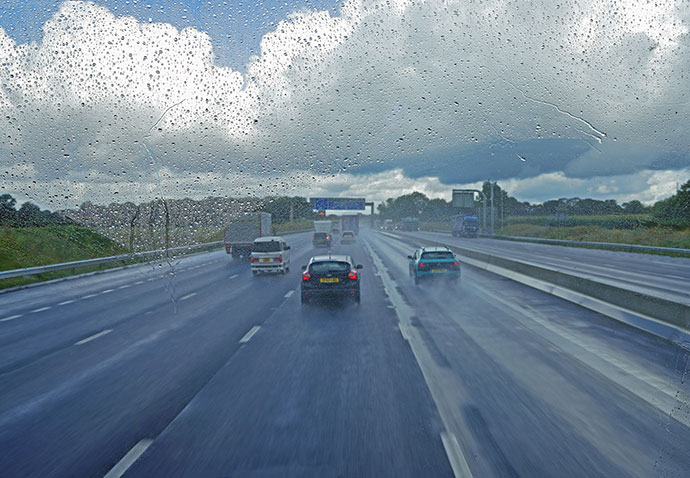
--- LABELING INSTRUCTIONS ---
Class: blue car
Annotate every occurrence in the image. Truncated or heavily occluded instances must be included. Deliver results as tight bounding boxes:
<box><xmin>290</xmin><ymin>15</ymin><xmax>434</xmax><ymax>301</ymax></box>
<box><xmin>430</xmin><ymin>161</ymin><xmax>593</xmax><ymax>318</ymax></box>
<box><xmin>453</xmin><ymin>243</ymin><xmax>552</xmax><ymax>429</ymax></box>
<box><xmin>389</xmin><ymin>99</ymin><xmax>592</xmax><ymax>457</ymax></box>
<box><xmin>408</xmin><ymin>246</ymin><xmax>461</xmax><ymax>286</ymax></box>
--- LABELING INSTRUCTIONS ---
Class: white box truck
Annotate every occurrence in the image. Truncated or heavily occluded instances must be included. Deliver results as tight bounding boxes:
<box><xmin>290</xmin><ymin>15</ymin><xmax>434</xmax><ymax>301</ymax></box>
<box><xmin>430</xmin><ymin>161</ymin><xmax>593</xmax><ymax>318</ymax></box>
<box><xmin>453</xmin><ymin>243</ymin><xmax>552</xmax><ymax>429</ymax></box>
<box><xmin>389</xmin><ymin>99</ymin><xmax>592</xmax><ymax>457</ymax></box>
<box><xmin>224</xmin><ymin>212</ymin><xmax>272</xmax><ymax>260</ymax></box>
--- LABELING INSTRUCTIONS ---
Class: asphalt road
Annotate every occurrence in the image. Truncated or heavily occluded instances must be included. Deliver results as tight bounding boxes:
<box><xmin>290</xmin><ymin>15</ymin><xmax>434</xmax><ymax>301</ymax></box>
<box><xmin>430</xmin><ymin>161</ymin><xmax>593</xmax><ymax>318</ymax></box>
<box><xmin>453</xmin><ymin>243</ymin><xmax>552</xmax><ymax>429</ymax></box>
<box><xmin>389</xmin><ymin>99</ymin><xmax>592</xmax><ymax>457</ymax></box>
<box><xmin>395</xmin><ymin>230</ymin><xmax>690</xmax><ymax>305</ymax></box>
<box><xmin>0</xmin><ymin>229</ymin><xmax>689</xmax><ymax>477</ymax></box>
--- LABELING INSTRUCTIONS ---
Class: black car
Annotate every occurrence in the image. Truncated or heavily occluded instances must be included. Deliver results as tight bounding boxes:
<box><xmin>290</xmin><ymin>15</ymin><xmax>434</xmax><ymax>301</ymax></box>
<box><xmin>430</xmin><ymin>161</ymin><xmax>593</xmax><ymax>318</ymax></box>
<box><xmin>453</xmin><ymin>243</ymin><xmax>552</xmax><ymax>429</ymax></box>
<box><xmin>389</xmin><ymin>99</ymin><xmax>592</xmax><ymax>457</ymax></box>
<box><xmin>312</xmin><ymin>232</ymin><xmax>332</xmax><ymax>247</ymax></box>
<box><xmin>301</xmin><ymin>255</ymin><xmax>363</xmax><ymax>305</ymax></box>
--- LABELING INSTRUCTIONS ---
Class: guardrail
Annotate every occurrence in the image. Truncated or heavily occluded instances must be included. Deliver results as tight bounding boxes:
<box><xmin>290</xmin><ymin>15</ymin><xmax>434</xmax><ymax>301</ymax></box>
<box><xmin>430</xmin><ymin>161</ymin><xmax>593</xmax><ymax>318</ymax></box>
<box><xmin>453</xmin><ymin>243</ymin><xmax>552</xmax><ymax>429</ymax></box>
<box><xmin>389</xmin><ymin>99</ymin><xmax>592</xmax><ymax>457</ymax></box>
<box><xmin>0</xmin><ymin>241</ymin><xmax>223</xmax><ymax>281</ymax></box>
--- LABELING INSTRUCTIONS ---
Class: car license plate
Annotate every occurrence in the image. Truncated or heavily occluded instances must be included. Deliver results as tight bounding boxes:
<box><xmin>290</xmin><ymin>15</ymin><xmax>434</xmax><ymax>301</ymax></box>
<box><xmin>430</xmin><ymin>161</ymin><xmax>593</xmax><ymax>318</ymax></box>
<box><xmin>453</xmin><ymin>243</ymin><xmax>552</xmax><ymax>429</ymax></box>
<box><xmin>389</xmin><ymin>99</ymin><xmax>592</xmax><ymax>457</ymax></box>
<box><xmin>320</xmin><ymin>277</ymin><xmax>339</xmax><ymax>283</ymax></box>
<box><xmin>261</xmin><ymin>258</ymin><xmax>271</xmax><ymax>262</ymax></box>
<box><xmin>431</xmin><ymin>269</ymin><xmax>447</xmax><ymax>273</ymax></box>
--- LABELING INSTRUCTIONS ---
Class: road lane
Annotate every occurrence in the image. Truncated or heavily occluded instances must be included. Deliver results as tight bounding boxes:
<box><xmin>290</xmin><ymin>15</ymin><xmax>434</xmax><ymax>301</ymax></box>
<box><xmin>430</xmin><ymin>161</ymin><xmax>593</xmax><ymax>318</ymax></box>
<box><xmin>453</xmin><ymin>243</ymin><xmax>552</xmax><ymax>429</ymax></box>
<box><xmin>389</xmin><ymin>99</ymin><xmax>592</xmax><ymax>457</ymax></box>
<box><xmin>0</xmin><ymin>229</ymin><xmax>688</xmax><ymax>477</ymax></box>
<box><xmin>124</xmin><ymin>236</ymin><xmax>454</xmax><ymax>478</ymax></box>
<box><xmin>366</xmin><ymin>230</ymin><xmax>690</xmax><ymax>476</ymax></box>
<box><xmin>395</xmin><ymin>230</ymin><xmax>690</xmax><ymax>304</ymax></box>
<box><xmin>0</xmin><ymin>235</ymin><xmax>316</xmax><ymax>477</ymax></box>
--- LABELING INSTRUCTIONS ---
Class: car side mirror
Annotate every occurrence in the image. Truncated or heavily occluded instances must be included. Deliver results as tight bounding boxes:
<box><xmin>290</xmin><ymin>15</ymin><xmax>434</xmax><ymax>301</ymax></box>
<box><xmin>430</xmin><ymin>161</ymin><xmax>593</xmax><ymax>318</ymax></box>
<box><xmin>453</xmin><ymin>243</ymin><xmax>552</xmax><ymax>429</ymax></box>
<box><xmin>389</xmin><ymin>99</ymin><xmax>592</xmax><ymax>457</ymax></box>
<box><xmin>355</xmin><ymin>264</ymin><xmax>363</xmax><ymax>269</ymax></box>
<box><xmin>301</xmin><ymin>265</ymin><xmax>307</xmax><ymax>271</ymax></box>
<box><xmin>285</xmin><ymin>246</ymin><xmax>291</xmax><ymax>250</ymax></box>
<box><xmin>407</xmin><ymin>255</ymin><xmax>413</xmax><ymax>259</ymax></box>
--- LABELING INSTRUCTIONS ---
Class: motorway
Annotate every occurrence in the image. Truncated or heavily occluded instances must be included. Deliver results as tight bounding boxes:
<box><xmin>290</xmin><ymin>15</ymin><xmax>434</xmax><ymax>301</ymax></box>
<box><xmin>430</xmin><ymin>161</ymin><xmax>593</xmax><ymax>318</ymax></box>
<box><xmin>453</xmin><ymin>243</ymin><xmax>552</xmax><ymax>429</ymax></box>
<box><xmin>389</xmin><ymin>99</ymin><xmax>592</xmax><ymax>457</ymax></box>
<box><xmin>0</xmin><ymin>229</ymin><xmax>689</xmax><ymax>477</ymax></box>
<box><xmin>393</xmin><ymin>230</ymin><xmax>690</xmax><ymax>305</ymax></box>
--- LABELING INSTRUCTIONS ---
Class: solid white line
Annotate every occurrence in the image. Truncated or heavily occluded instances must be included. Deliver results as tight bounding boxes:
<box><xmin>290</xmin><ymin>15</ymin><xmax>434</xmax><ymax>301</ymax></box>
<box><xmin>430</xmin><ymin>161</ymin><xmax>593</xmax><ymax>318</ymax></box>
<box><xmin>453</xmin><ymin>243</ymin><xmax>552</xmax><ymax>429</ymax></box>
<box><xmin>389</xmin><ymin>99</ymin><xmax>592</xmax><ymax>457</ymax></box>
<box><xmin>101</xmin><ymin>289</ymin><xmax>114</xmax><ymax>294</ymax></box>
<box><xmin>239</xmin><ymin>325</ymin><xmax>261</xmax><ymax>344</ymax></box>
<box><xmin>284</xmin><ymin>290</ymin><xmax>294</xmax><ymax>298</ymax></box>
<box><xmin>58</xmin><ymin>299</ymin><xmax>76</xmax><ymax>305</ymax></box>
<box><xmin>30</xmin><ymin>306</ymin><xmax>51</xmax><ymax>313</ymax></box>
<box><xmin>441</xmin><ymin>431</ymin><xmax>474</xmax><ymax>478</ymax></box>
<box><xmin>0</xmin><ymin>314</ymin><xmax>22</xmax><ymax>322</ymax></box>
<box><xmin>82</xmin><ymin>293</ymin><xmax>98</xmax><ymax>299</ymax></box>
<box><xmin>75</xmin><ymin>329</ymin><xmax>112</xmax><ymax>345</ymax></box>
<box><xmin>229</xmin><ymin>274</ymin><xmax>239</xmax><ymax>279</ymax></box>
<box><xmin>179</xmin><ymin>292</ymin><xmax>197</xmax><ymax>301</ymax></box>
<box><xmin>103</xmin><ymin>438</ymin><xmax>153</xmax><ymax>478</ymax></box>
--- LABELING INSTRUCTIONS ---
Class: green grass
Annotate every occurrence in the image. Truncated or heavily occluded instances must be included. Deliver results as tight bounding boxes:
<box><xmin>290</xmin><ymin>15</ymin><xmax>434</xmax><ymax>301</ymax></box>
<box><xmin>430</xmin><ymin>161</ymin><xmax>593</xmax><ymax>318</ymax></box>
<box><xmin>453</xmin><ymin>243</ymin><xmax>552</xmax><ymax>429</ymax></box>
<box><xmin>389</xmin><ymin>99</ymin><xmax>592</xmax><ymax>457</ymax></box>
<box><xmin>504</xmin><ymin>214</ymin><xmax>656</xmax><ymax>229</ymax></box>
<box><xmin>498</xmin><ymin>224</ymin><xmax>690</xmax><ymax>249</ymax></box>
<box><xmin>0</xmin><ymin>225</ymin><xmax>129</xmax><ymax>289</ymax></box>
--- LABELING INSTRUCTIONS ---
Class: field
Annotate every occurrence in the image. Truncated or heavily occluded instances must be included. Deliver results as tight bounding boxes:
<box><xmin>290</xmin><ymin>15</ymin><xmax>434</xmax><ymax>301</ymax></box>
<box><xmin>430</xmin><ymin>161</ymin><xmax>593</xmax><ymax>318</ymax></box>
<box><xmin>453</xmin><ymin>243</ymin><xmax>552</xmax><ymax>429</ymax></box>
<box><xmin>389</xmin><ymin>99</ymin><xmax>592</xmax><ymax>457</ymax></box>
<box><xmin>0</xmin><ymin>226</ymin><xmax>128</xmax><ymax>289</ymax></box>
<box><xmin>418</xmin><ymin>216</ymin><xmax>690</xmax><ymax>252</ymax></box>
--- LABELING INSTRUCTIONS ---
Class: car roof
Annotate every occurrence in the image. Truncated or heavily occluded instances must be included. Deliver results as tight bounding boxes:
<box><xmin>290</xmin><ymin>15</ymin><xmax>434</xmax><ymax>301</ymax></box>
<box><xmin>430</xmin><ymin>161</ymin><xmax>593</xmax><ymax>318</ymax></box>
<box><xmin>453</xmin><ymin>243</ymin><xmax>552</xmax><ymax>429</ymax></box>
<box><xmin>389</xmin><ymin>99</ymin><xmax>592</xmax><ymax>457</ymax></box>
<box><xmin>309</xmin><ymin>255</ymin><xmax>352</xmax><ymax>263</ymax></box>
<box><xmin>253</xmin><ymin>236</ymin><xmax>284</xmax><ymax>242</ymax></box>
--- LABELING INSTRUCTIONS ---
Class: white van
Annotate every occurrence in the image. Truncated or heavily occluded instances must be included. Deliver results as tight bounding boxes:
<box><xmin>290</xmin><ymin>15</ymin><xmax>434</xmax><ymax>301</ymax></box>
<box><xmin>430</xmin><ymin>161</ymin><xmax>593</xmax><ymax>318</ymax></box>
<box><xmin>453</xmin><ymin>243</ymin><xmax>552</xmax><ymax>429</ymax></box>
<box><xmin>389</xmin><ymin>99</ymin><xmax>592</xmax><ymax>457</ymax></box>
<box><xmin>250</xmin><ymin>236</ymin><xmax>290</xmax><ymax>274</ymax></box>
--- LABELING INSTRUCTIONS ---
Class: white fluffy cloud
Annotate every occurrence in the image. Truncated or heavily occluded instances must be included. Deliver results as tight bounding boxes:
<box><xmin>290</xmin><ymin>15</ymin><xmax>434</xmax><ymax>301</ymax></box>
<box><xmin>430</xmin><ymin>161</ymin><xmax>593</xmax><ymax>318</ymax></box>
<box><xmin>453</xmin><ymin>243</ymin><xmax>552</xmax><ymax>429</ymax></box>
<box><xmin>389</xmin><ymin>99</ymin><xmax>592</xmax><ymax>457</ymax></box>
<box><xmin>0</xmin><ymin>0</ymin><xmax>688</xmax><ymax>208</ymax></box>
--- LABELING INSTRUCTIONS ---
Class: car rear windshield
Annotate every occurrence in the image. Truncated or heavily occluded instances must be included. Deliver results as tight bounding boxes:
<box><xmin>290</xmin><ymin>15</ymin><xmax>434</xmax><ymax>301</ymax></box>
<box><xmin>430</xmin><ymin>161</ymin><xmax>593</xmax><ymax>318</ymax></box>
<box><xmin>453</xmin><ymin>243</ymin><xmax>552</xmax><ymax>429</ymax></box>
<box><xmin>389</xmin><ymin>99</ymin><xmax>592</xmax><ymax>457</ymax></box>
<box><xmin>253</xmin><ymin>241</ymin><xmax>281</xmax><ymax>252</ymax></box>
<box><xmin>421</xmin><ymin>251</ymin><xmax>454</xmax><ymax>259</ymax></box>
<box><xmin>343</xmin><ymin>232</ymin><xmax>354</xmax><ymax>236</ymax></box>
<box><xmin>314</xmin><ymin>233</ymin><xmax>329</xmax><ymax>238</ymax></box>
<box><xmin>310</xmin><ymin>261</ymin><xmax>350</xmax><ymax>273</ymax></box>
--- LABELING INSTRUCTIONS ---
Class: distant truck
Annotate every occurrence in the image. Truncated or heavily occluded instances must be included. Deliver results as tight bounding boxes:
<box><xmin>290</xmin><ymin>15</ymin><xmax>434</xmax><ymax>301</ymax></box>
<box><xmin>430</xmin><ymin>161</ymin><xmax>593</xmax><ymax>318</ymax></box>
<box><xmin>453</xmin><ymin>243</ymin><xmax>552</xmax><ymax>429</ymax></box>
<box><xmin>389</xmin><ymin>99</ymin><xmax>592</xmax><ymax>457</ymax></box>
<box><xmin>402</xmin><ymin>217</ymin><xmax>420</xmax><ymax>231</ymax></box>
<box><xmin>224</xmin><ymin>212</ymin><xmax>272</xmax><ymax>259</ymax></box>
<box><xmin>383</xmin><ymin>219</ymin><xmax>393</xmax><ymax>230</ymax></box>
<box><xmin>341</xmin><ymin>214</ymin><xmax>359</xmax><ymax>234</ymax></box>
<box><xmin>451</xmin><ymin>215</ymin><xmax>479</xmax><ymax>238</ymax></box>
<box><xmin>313</xmin><ymin>220</ymin><xmax>333</xmax><ymax>234</ymax></box>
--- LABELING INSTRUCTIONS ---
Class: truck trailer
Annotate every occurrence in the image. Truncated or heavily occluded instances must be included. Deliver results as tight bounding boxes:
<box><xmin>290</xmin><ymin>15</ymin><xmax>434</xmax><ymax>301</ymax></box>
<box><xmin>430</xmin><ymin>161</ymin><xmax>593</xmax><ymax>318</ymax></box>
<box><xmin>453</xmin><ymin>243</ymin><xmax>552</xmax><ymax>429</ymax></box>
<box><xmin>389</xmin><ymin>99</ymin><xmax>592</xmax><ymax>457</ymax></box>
<box><xmin>224</xmin><ymin>212</ymin><xmax>273</xmax><ymax>259</ymax></box>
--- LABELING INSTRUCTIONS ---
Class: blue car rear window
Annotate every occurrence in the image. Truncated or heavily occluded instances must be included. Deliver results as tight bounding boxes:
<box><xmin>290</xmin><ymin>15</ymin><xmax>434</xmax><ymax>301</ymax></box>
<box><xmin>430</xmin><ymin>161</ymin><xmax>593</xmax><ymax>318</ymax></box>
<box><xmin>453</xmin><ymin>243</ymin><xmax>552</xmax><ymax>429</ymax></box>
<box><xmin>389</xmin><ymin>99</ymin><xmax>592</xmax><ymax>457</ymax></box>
<box><xmin>421</xmin><ymin>252</ymin><xmax>454</xmax><ymax>260</ymax></box>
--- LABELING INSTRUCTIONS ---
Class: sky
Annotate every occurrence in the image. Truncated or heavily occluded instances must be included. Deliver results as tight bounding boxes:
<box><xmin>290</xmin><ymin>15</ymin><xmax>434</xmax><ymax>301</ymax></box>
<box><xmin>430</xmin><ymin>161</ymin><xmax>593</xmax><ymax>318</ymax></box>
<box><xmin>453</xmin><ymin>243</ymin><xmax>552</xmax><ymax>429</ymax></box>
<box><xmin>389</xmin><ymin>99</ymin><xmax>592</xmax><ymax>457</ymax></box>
<box><xmin>0</xmin><ymin>0</ymin><xmax>689</xmax><ymax>209</ymax></box>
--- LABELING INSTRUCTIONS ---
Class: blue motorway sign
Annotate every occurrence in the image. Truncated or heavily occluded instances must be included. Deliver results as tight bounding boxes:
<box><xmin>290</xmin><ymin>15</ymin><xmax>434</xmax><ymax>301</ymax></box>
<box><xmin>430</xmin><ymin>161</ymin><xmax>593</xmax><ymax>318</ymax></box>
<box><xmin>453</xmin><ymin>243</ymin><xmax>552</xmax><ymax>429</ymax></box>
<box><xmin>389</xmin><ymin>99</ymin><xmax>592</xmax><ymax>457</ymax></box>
<box><xmin>311</xmin><ymin>197</ymin><xmax>365</xmax><ymax>210</ymax></box>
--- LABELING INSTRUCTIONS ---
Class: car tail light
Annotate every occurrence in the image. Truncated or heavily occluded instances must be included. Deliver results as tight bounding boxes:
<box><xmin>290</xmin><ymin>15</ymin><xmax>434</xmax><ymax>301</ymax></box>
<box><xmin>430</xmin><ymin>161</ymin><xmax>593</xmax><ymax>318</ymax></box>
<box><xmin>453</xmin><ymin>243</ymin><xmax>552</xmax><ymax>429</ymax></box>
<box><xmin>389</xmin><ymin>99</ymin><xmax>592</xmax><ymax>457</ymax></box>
<box><xmin>302</xmin><ymin>271</ymin><xmax>311</xmax><ymax>281</ymax></box>
<box><xmin>312</xmin><ymin>235</ymin><xmax>316</xmax><ymax>240</ymax></box>
<box><xmin>348</xmin><ymin>269</ymin><xmax>358</xmax><ymax>280</ymax></box>
<box><xmin>274</xmin><ymin>257</ymin><xmax>282</xmax><ymax>262</ymax></box>
<box><xmin>453</xmin><ymin>261</ymin><xmax>459</xmax><ymax>265</ymax></box>
<box><xmin>418</xmin><ymin>262</ymin><xmax>425</xmax><ymax>268</ymax></box>
<box><xmin>250</xmin><ymin>257</ymin><xmax>257</xmax><ymax>262</ymax></box>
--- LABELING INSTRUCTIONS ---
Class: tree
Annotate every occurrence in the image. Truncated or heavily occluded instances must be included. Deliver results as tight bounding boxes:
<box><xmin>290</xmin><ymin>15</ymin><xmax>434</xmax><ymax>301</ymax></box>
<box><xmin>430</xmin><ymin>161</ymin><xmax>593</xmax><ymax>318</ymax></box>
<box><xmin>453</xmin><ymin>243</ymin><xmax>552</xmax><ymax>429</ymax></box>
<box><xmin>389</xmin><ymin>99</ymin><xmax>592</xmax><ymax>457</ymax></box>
<box><xmin>0</xmin><ymin>193</ymin><xmax>17</xmax><ymax>225</ymax></box>
<box><xmin>621</xmin><ymin>200</ymin><xmax>647</xmax><ymax>214</ymax></box>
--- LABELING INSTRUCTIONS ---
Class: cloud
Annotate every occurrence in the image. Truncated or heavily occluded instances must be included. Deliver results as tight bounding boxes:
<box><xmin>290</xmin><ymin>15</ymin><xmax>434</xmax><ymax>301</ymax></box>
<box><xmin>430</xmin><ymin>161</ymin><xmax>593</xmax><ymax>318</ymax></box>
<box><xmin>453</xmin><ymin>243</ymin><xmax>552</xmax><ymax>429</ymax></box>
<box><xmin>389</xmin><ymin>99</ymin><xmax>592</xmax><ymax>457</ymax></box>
<box><xmin>0</xmin><ymin>0</ymin><xmax>689</xmax><ymax>208</ymax></box>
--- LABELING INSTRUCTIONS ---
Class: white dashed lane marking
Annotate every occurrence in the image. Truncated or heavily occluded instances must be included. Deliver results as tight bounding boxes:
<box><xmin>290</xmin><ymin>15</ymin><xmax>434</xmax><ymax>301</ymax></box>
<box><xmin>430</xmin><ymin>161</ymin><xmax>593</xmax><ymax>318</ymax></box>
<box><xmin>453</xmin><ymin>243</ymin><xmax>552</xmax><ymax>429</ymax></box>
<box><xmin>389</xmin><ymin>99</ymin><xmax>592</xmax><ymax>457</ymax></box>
<box><xmin>103</xmin><ymin>438</ymin><xmax>153</xmax><ymax>478</ymax></box>
<box><xmin>75</xmin><ymin>329</ymin><xmax>112</xmax><ymax>345</ymax></box>
<box><xmin>58</xmin><ymin>299</ymin><xmax>76</xmax><ymax>305</ymax></box>
<box><xmin>229</xmin><ymin>274</ymin><xmax>239</xmax><ymax>279</ymax></box>
<box><xmin>0</xmin><ymin>314</ymin><xmax>22</xmax><ymax>322</ymax></box>
<box><xmin>179</xmin><ymin>292</ymin><xmax>197</xmax><ymax>301</ymax></box>
<box><xmin>30</xmin><ymin>306</ymin><xmax>51</xmax><ymax>313</ymax></box>
<box><xmin>239</xmin><ymin>326</ymin><xmax>261</xmax><ymax>344</ymax></box>
<box><xmin>284</xmin><ymin>290</ymin><xmax>294</xmax><ymax>298</ymax></box>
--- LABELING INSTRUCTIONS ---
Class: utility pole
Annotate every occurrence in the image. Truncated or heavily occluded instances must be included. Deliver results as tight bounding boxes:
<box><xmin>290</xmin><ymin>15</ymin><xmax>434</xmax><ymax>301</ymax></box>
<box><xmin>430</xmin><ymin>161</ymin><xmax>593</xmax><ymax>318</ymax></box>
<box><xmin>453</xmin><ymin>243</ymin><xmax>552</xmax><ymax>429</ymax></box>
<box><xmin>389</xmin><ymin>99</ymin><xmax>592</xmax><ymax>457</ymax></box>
<box><xmin>490</xmin><ymin>180</ymin><xmax>495</xmax><ymax>234</ymax></box>
<box><xmin>289</xmin><ymin>203</ymin><xmax>294</xmax><ymax>222</ymax></box>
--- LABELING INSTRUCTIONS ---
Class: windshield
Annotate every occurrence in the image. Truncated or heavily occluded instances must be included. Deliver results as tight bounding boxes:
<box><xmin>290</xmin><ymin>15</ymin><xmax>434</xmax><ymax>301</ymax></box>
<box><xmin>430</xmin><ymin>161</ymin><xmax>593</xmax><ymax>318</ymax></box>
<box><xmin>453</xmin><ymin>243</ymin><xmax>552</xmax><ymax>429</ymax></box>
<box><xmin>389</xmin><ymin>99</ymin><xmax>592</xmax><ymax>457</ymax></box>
<box><xmin>253</xmin><ymin>241</ymin><xmax>281</xmax><ymax>253</ymax></box>
<box><xmin>1</xmin><ymin>1</ymin><xmax>689</xmax><ymax>477</ymax></box>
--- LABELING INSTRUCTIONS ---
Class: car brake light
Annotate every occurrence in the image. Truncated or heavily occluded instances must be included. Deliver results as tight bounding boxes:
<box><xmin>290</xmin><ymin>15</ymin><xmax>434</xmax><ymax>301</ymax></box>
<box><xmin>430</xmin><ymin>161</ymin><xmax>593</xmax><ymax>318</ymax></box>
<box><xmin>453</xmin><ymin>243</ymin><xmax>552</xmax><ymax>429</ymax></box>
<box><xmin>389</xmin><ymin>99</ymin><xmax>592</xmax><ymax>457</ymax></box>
<box><xmin>453</xmin><ymin>261</ymin><xmax>458</xmax><ymax>265</ymax></box>
<box><xmin>274</xmin><ymin>257</ymin><xmax>282</xmax><ymax>262</ymax></box>
<box><xmin>302</xmin><ymin>271</ymin><xmax>311</xmax><ymax>281</ymax></box>
<box><xmin>418</xmin><ymin>262</ymin><xmax>425</xmax><ymax>268</ymax></box>
<box><xmin>250</xmin><ymin>257</ymin><xmax>257</xmax><ymax>262</ymax></box>
<box><xmin>348</xmin><ymin>269</ymin><xmax>358</xmax><ymax>280</ymax></box>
